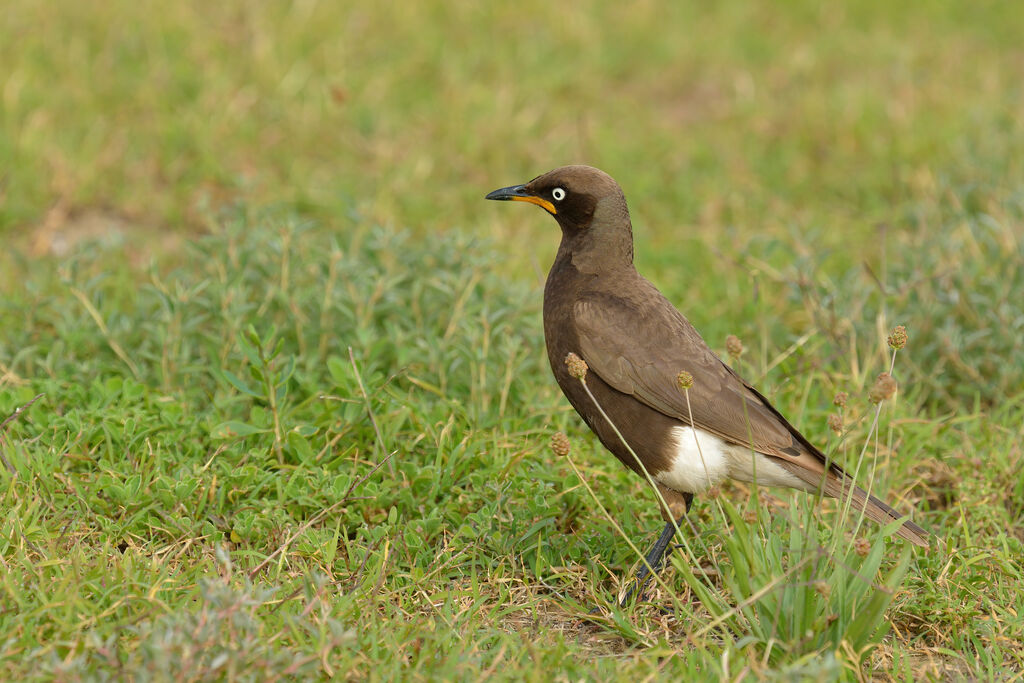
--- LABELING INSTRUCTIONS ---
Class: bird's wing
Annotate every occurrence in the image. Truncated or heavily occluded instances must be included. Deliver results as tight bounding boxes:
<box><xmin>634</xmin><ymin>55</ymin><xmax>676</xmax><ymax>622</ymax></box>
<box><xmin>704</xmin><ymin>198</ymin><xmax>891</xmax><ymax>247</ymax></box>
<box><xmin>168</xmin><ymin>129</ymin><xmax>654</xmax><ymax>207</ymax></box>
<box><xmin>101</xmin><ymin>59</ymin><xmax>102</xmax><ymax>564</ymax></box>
<box><xmin>573</xmin><ymin>292</ymin><xmax>811</xmax><ymax>460</ymax></box>
<box><xmin>573</xmin><ymin>291</ymin><xmax>931</xmax><ymax>547</ymax></box>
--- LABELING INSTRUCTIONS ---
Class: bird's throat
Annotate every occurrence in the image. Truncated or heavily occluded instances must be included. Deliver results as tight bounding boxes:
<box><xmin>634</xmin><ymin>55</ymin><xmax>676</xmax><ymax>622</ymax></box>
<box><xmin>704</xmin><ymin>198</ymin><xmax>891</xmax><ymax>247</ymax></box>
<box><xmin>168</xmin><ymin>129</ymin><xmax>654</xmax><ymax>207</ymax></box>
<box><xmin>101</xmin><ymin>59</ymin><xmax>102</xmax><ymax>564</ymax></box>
<box><xmin>565</xmin><ymin>229</ymin><xmax>634</xmax><ymax>275</ymax></box>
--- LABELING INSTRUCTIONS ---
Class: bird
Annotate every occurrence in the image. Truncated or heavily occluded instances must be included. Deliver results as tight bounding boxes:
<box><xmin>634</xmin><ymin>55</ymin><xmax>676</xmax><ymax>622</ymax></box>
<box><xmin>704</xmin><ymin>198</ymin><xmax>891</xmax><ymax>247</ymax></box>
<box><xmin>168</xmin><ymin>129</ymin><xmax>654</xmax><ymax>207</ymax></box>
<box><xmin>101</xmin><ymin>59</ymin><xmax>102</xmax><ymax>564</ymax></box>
<box><xmin>485</xmin><ymin>165</ymin><xmax>928</xmax><ymax>599</ymax></box>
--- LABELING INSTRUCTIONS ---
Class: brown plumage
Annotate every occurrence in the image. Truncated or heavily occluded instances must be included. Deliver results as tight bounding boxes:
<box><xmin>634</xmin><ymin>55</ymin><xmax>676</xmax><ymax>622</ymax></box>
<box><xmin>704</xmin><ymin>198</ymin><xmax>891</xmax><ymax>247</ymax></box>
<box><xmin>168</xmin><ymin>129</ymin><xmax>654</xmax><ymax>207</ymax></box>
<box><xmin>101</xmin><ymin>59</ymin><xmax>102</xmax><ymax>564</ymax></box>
<box><xmin>487</xmin><ymin>165</ymin><xmax>928</xmax><ymax>548</ymax></box>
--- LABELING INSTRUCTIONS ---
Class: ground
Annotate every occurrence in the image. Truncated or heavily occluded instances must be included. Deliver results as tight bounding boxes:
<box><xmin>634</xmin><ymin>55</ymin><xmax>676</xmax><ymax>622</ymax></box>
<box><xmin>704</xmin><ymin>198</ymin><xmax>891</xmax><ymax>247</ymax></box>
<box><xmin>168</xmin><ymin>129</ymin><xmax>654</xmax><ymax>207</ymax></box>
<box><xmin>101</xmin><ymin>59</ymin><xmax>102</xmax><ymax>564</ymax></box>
<box><xmin>1</xmin><ymin>1</ymin><xmax>1023</xmax><ymax>679</ymax></box>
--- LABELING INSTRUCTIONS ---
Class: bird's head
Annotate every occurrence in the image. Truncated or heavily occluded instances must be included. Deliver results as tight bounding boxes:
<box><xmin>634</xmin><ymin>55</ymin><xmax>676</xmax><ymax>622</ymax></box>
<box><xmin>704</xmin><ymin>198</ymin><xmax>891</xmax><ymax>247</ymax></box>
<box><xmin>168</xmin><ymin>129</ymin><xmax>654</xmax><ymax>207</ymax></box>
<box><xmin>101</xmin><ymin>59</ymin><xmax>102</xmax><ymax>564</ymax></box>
<box><xmin>485</xmin><ymin>165</ymin><xmax>629</xmax><ymax>237</ymax></box>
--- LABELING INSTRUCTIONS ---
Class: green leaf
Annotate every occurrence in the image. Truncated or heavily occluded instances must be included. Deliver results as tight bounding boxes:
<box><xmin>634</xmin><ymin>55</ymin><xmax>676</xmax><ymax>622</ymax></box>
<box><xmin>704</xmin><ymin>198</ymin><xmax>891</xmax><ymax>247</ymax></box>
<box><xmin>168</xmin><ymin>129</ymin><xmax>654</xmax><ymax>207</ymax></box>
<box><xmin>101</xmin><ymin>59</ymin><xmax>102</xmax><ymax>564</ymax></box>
<box><xmin>238</xmin><ymin>331</ymin><xmax>261</xmax><ymax>366</ymax></box>
<box><xmin>279</xmin><ymin>355</ymin><xmax>296</xmax><ymax>384</ymax></box>
<box><xmin>286</xmin><ymin>431</ymin><xmax>315</xmax><ymax>464</ymax></box>
<box><xmin>293</xmin><ymin>423</ymin><xmax>317</xmax><ymax>437</ymax></box>
<box><xmin>211</xmin><ymin>421</ymin><xmax>269</xmax><ymax>439</ymax></box>
<box><xmin>327</xmin><ymin>356</ymin><xmax>350</xmax><ymax>386</ymax></box>
<box><xmin>220</xmin><ymin>370</ymin><xmax>261</xmax><ymax>398</ymax></box>
<box><xmin>846</xmin><ymin>545</ymin><xmax>913</xmax><ymax>651</ymax></box>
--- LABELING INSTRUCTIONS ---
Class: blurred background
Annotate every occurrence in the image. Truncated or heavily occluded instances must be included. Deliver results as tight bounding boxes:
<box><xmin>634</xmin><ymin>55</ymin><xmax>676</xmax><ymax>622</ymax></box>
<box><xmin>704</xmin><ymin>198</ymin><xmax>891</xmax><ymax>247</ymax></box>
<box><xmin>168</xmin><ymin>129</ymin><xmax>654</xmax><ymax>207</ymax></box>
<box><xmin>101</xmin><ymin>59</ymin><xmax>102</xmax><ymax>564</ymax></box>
<box><xmin>4</xmin><ymin>1</ymin><xmax>1021</xmax><ymax>256</ymax></box>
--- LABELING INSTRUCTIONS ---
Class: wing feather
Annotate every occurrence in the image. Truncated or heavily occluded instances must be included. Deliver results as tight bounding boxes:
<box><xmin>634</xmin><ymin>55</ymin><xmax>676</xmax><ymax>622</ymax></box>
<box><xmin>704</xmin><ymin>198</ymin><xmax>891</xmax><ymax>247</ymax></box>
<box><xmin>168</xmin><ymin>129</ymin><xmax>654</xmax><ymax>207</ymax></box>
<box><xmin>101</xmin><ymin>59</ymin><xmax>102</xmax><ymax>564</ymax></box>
<box><xmin>574</xmin><ymin>294</ymin><xmax>803</xmax><ymax>459</ymax></box>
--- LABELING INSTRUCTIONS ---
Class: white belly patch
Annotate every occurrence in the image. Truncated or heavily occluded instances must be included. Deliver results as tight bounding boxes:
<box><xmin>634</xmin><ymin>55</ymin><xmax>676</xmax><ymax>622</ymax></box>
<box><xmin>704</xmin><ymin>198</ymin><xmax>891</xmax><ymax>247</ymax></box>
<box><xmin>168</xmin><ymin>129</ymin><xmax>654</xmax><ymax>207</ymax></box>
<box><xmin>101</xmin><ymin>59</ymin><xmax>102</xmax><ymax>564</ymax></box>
<box><xmin>656</xmin><ymin>425</ymin><xmax>812</xmax><ymax>494</ymax></box>
<box><xmin>655</xmin><ymin>426</ymin><xmax>729</xmax><ymax>493</ymax></box>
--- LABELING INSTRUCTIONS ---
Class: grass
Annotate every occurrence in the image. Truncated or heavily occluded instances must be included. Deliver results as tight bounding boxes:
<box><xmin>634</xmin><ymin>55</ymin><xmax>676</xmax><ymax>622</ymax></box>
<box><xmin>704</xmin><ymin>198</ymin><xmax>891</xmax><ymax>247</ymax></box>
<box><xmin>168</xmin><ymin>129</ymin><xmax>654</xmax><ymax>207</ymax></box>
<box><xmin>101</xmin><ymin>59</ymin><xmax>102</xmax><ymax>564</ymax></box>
<box><xmin>2</xmin><ymin>213</ymin><xmax>1022</xmax><ymax>680</ymax></box>
<box><xmin>2</xmin><ymin>0</ymin><xmax>1024</xmax><ymax>679</ymax></box>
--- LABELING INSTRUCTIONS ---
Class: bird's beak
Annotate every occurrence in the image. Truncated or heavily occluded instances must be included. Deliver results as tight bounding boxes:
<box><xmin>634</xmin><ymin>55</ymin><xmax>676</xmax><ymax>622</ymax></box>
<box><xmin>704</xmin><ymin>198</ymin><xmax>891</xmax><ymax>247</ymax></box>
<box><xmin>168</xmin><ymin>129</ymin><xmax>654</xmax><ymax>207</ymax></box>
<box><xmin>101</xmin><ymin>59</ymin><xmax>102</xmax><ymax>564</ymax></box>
<box><xmin>485</xmin><ymin>184</ymin><xmax>557</xmax><ymax>215</ymax></box>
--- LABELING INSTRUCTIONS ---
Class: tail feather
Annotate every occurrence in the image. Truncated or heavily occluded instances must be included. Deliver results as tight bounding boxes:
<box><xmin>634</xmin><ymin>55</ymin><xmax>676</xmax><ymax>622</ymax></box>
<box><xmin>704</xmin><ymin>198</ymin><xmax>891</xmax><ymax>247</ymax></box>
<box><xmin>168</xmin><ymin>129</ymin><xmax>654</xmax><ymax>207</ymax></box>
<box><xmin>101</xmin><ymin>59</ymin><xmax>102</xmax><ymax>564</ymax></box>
<box><xmin>777</xmin><ymin>461</ymin><xmax>929</xmax><ymax>548</ymax></box>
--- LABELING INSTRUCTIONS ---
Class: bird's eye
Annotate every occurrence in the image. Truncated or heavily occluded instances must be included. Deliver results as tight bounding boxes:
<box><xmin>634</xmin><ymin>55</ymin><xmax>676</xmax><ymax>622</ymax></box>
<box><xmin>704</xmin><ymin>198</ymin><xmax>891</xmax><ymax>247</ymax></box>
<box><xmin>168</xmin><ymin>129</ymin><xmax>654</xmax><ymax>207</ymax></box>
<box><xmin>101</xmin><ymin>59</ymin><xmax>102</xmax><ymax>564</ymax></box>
<box><xmin>552</xmin><ymin>187</ymin><xmax>566</xmax><ymax>201</ymax></box>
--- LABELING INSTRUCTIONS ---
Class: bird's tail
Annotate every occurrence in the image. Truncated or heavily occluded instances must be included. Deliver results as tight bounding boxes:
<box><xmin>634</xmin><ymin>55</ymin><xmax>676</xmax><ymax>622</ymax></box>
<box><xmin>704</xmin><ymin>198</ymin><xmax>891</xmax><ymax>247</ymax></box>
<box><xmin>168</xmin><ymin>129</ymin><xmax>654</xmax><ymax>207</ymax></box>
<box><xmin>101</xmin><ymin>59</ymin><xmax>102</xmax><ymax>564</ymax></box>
<box><xmin>777</xmin><ymin>461</ymin><xmax>929</xmax><ymax>547</ymax></box>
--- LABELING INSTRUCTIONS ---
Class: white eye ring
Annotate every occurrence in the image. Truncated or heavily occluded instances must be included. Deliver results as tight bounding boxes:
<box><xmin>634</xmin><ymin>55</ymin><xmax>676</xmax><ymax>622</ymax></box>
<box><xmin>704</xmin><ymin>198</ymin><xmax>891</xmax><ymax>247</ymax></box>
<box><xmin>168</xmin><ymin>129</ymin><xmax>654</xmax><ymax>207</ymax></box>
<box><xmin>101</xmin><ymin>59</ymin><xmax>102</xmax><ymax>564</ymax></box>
<box><xmin>552</xmin><ymin>187</ymin><xmax>566</xmax><ymax>201</ymax></box>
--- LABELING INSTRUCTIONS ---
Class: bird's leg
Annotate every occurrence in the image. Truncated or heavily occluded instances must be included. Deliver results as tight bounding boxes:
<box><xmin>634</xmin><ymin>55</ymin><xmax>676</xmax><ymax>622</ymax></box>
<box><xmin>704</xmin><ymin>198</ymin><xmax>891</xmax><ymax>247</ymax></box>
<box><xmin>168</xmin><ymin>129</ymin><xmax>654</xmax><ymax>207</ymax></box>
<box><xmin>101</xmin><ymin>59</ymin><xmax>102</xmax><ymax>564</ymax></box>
<box><xmin>616</xmin><ymin>515</ymin><xmax>686</xmax><ymax>606</ymax></box>
<box><xmin>617</xmin><ymin>488</ymin><xmax>693</xmax><ymax>607</ymax></box>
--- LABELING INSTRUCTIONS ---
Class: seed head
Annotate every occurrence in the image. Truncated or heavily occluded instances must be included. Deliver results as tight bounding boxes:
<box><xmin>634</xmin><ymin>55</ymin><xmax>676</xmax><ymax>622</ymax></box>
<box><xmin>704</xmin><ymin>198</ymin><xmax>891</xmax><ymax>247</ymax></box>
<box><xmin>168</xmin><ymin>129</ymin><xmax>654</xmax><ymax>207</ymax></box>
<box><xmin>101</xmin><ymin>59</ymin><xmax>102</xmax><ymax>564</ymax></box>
<box><xmin>827</xmin><ymin>413</ymin><xmax>843</xmax><ymax>435</ymax></box>
<box><xmin>887</xmin><ymin>325</ymin><xmax>908</xmax><ymax>350</ymax></box>
<box><xmin>676</xmin><ymin>370</ymin><xmax>694</xmax><ymax>391</ymax></box>
<box><xmin>550</xmin><ymin>431</ymin><xmax>571</xmax><ymax>457</ymax></box>
<box><xmin>854</xmin><ymin>537</ymin><xmax>871</xmax><ymax>557</ymax></box>
<box><xmin>814</xmin><ymin>581</ymin><xmax>832</xmax><ymax>598</ymax></box>
<box><xmin>868</xmin><ymin>372</ymin><xmax>898</xmax><ymax>404</ymax></box>
<box><xmin>833</xmin><ymin>391</ymin><xmax>848</xmax><ymax>408</ymax></box>
<box><xmin>725</xmin><ymin>334</ymin><xmax>744</xmax><ymax>360</ymax></box>
<box><xmin>706</xmin><ymin>485</ymin><xmax>721</xmax><ymax>498</ymax></box>
<box><xmin>565</xmin><ymin>352</ymin><xmax>588</xmax><ymax>380</ymax></box>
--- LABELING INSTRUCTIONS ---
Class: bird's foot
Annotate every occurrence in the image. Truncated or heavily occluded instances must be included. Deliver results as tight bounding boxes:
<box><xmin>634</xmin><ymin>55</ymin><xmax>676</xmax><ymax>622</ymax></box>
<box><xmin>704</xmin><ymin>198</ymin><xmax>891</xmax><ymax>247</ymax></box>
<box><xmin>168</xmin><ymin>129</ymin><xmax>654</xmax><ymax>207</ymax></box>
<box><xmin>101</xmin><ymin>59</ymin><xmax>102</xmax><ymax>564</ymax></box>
<box><xmin>615</xmin><ymin>514</ymin><xmax>688</xmax><ymax>608</ymax></box>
